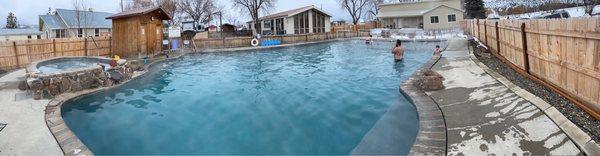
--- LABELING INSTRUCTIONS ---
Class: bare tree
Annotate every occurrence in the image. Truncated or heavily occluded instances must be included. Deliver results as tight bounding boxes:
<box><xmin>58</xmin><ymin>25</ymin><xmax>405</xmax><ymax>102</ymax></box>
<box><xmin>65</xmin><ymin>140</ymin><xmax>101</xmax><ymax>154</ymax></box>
<box><xmin>155</xmin><ymin>0</ymin><xmax>179</xmax><ymax>25</ymax></box>
<box><xmin>367</xmin><ymin>0</ymin><xmax>385</xmax><ymax>18</ymax></box>
<box><xmin>125</xmin><ymin>0</ymin><xmax>154</xmax><ymax>10</ymax></box>
<box><xmin>73</xmin><ymin>0</ymin><xmax>91</xmax><ymax>37</ymax></box>
<box><xmin>178</xmin><ymin>0</ymin><xmax>216</xmax><ymax>30</ymax></box>
<box><xmin>582</xmin><ymin>0</ymin><xmax>599</xmax><ymax>16</ymax></box>
<box><xmin>231</xmin><ymin>0</ymin><xmax>277</xmax><ymax>35</ymax></box>
<box><xmin>339</xmin><ymin>0</ymin><xmax>370</xmax><ymax>25</ymax></box>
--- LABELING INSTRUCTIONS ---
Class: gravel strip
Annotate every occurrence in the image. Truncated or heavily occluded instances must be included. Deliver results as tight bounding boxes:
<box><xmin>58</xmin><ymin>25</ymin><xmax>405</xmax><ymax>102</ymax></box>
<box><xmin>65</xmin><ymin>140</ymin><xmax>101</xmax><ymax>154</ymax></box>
<box><xmin>470</xmin><ymin>41</ymin><xmax>599</xmax><ymax>143</ymax></box>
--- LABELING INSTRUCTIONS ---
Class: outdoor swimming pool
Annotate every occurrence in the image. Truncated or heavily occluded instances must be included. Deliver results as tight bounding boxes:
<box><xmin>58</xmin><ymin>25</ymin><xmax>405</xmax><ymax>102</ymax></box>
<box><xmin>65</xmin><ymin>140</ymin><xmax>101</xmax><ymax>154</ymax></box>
<box><xmin>62</xmin><ymin>40</ymin><xmax>442</xmax><ymax>154</ymax></box>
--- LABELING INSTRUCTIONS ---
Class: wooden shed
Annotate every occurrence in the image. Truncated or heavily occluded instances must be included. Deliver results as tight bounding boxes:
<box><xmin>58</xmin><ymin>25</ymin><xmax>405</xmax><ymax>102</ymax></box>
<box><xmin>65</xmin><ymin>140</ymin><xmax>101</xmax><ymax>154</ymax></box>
<box><xmin>106</xmin><ymin>7</ymin><xmax>171</xmax><ymax>58</ymax></box>
<box><xmin>220</xmin><ymin>24</ymin><xmax>236</xmax><ymax>32</ymax></box>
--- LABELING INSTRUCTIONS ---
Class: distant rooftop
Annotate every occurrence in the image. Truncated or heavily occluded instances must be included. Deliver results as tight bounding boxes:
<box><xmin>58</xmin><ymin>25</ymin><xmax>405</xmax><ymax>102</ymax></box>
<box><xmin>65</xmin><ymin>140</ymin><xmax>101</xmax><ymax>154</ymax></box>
<box><xmin>40</xmin><ymin>9</ymin><xmax>113</xmax><ymax>29</ymax></box>
<box><xmin>0</xmin><ymin>29</ymin><xmax>42</xmax><ymax>36</ymax></box>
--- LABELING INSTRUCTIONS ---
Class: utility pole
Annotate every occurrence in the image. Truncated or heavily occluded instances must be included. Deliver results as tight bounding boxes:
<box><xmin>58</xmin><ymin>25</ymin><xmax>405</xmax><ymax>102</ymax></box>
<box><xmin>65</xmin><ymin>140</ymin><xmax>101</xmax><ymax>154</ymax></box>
<box><xmin>212</xmin><ymin>12</ymin><xmax>223</xmax><ymax>31</ymax></box>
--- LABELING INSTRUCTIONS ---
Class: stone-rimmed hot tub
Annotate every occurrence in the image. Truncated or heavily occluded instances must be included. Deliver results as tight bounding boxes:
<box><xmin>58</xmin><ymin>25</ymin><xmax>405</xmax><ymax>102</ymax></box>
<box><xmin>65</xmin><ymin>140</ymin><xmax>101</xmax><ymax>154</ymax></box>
<box><xmin>26</xmin><ymin>56</ymin><xmax>135</xmax><ymax>99</ymax></box>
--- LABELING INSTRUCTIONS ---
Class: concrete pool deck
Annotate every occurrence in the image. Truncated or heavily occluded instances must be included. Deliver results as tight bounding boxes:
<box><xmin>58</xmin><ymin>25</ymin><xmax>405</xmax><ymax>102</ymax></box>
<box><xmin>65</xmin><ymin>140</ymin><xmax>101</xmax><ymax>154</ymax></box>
<box><xmin>0</xmin><ymin>69</ymin><xmax>63</xmax><ymax>155</ymax></box>
<box><xmin>419</xmin><ymin>38</ymin><xmax>597</xmax><ymax>155</ymax></box>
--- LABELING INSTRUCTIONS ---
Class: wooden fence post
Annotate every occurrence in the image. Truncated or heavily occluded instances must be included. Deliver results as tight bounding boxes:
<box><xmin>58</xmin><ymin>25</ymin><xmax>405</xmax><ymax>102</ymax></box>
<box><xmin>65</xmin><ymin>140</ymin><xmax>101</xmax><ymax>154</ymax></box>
<box><xmin>484</xmin><ymin>20</ymin><xmax>488</xmax><ymax>44</ymax></box>
<box><xmin>52</xmin><ymin>39</ymin><xmax>57</xmax><ymax>57</ymax></box>
<box><xmin>109</xmin><ymin>36</ymin><xmax>113</xmax><ymax>57</ymax></box>
<box><xmin>495</xmin><ymin>21</ymin><xmax>500</xmax><ymax>55</ymax></box>
<box><xmin>222</xmin><ymin>37</ymin><xmax>226</xmax><ymax>48</ymax></box>
<box><xmin>12</xmin><ymin>41</ymin><xmax>19</xmax><ymax>68</ymax></box>
<box><xmin>521</xmin><ymin>22</ymin><xmax>530</xmax><ymax>74</ymax></box>
<box><xmin>476</xmin><ymin>19</ymin><xmax>480</xmax><ymax>39</ymax></box>
<box><xmin>84</xmin><ymin>37</ymin><xmax>88</xmax><ymax>56</ymax></box>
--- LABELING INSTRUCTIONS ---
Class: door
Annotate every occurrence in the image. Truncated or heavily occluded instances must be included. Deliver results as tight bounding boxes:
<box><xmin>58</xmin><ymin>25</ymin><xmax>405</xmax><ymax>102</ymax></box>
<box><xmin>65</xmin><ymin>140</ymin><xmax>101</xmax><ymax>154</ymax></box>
<box><xmin>146</xmin><ymin>23</ymin><xmax>156</xmax><ymax>55</ymax></box>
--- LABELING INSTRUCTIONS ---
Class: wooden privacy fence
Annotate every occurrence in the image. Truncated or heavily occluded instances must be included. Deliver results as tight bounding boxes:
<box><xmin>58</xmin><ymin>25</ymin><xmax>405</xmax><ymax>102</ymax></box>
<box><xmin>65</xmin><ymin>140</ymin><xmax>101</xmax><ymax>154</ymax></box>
<box><xmin>0</xmin><ymin>37</ymin><xmax>111</xmax><ymax>70</ymax></box>
<box><xmin>463</xmin><ymin>17</ymin><xmax>600</xmax><ymax>119</ymax></box>
<box><xmin>193</xmin><ymin>32</ymin><xmax>370</xmax><ymax>49</ymax></box>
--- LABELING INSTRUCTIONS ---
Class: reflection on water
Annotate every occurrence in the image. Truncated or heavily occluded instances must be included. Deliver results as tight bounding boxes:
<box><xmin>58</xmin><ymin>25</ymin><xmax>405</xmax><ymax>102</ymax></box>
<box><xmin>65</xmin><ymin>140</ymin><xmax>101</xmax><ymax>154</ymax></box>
<box><xmin>61</xmin><ymin>40</ymin><xmax>442</xmax><ymax>155</ymax></box>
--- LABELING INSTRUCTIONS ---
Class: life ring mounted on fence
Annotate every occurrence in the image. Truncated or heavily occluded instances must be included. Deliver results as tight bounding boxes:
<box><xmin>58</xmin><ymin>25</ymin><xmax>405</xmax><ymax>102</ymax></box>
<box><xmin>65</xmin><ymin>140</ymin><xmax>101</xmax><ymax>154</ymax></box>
<box><xmin>251</xmin><ymin>39</ymin><xmax>260</xmax><ymax>47</ymax></box>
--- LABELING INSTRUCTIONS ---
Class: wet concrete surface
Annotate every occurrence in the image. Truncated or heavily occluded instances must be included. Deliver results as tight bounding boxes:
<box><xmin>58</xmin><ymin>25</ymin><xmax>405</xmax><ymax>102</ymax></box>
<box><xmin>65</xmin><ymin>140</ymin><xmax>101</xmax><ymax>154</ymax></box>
<box><xmin>426</xmin><ymin>38</ymin><xmax>582</xmax><ymax>155</ymax></box>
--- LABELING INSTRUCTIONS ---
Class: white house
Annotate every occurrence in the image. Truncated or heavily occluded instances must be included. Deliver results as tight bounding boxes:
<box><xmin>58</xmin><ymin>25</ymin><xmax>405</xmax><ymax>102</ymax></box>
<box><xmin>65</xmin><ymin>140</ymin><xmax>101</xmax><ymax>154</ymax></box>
<box><xmin>249</xmin><ymin>5</ymin><xmax>332</xmax><ymax>35</ymax></box>
<box><xmin>0</xmin><ymin>29</ymin><xmax>43</xmax><ymax>41</ymax></box>
<box><xmin>39</xmin><ymin>9</ymin><xmax>113</xmax><ymax>39</ymax></box>
<box><xmin>378</xmin><ymin>0</ymin><xmax>464</xmax><ymax>30</ymax></box>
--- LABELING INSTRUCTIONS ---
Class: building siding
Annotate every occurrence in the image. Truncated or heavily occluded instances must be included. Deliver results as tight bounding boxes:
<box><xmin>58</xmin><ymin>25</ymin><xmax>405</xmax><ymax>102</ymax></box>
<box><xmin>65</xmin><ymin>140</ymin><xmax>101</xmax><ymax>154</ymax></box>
<box><xmin>380</xmin><ymin>0</ymin><xmax>461</xmax><ymax>13</ymax></box>
<box><xmin>423</xmin><ymin>6</ymin><xmax>463</xmax><ymax>30</ymax></box>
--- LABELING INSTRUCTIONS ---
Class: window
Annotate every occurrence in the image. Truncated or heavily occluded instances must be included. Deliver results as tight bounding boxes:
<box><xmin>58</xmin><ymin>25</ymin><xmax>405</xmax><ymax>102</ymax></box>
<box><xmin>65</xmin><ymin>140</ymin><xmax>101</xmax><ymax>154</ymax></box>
<box><xmin>294</xmin><ymin>11</ymin><xmax>311</xmax><ymax>34</ymax></box>
<box><xmin>294</xmin><ymin>16</ymin><xmax>299</xmax><ymax>34</ymax></box>
<box><xmin>313</xmin><ymin>12</ymin><xmax>317</xmax><ymax>33</ymax></box>
<box><xmin>448</xmin><ymin>14</ymin><xmax>456</xmax><ymax>22</ymax></box>
<box><xmin>55</xmin><ymin>29</ymin><xmax>66</xmax><ymax>38</ymax></box>
<box><xmin>27</xmin><ymin>35</ymin><xmax>32</xmax><ymax>39</ymax></box>
<box><xmin>95</xmin><ymin>28</ymin><xmax>100</xmax><ymax>37</ymax></box>
<box><xmin>78</xmin><ymin>28</ymin><xmax>83</xmax><ymax>37</ymax></box>
<box><xmin>37</xmin><ymin>35</ymin><xmax>41</xmax><ymax>39</ymax></box>
<box><xmin>430</xmin><ymin>16</ymin><xmax>439</xmax><ymax>23</ymax></box>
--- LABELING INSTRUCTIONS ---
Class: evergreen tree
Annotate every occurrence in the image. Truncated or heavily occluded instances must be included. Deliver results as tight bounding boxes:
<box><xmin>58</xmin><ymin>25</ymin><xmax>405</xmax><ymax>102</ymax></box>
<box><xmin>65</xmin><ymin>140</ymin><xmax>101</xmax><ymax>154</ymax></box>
<box><xmin>465</xmin><ymin>0</ymin><xmax>486</xmax><ymax>19</ymax></box>
<box><xmin>6</xmin><ymin>12</ymin><xmax>18</xmax><ymax>29</ymax></box>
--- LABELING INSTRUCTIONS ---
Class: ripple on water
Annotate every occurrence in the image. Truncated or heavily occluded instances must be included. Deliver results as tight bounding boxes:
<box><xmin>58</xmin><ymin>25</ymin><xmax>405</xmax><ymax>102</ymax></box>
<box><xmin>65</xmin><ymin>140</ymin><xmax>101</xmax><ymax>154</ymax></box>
<box><xmin>61</xmin><ymin>40</ymin><xmax>442</xmax><ymax>155</ymax></box>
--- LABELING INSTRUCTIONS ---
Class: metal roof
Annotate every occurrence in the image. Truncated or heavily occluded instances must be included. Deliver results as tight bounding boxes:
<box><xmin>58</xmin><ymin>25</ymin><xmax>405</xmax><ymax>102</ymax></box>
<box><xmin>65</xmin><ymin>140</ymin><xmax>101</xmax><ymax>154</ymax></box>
<box><xmin>39</xmin><ymin>14</ymin><xmax>67</xmax><ymax>30</ymax></box>
<box><xmin>0</xmin><ymin>29</ymin><xmax>43</xmax><ymax>36</ymax></box>
<box><xmin>55</xmin><ymin>9</ymin><xmax>113</xmax><ymax>29</ymax></box>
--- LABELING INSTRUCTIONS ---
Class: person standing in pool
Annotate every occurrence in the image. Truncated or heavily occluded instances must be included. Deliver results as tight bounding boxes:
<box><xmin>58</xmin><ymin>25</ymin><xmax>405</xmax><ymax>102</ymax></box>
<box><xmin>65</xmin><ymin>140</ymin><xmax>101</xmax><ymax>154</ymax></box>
<box><xmin>392</xmin><ymin>40</ymin><xmax>404</xmax><ymax>62</ymax></box>
<box><xmin>433</xmin><ymin>45</ymin><xmax>441</xmax><ymax>56</ymax></box>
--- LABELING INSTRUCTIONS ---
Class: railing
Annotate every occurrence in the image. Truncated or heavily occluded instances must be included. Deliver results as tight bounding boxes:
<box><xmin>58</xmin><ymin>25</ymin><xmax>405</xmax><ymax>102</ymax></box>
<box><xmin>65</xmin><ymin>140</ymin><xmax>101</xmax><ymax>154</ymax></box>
<box><xmin>462</xmin><ymin>17</ymin><xmax>600</xmax><ymax>119</ymax></box>
<box><xmin>193</xmin><ymin>32</ymin><xmax>370</xmax><ymax>49</ymax></box>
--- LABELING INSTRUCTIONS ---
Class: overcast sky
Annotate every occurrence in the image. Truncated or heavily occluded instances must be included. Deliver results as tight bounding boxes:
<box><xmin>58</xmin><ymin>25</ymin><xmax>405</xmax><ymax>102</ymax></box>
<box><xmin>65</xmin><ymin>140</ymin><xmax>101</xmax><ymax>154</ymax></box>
<box><xmin>0</xmin><ymin>0</ymin><xmax>353</xmax><ymax>27</ymax></box>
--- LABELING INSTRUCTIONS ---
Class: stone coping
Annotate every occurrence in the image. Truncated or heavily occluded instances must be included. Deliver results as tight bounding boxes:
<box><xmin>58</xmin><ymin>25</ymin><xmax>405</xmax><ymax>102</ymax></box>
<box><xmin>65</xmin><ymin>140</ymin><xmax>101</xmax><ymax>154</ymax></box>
<box><xmin>468</xmin><ymin>53</ymin><xmax>600</xmax><ymax>156</ymax></box>
<box><xmin>399</xmin><ymin>55</ymin><xmax>447</xmax><ymax>155</ymax></box>
<box><xmin>27</xmin><ymin>56</ymin><xmax>112</xmax><ymax>78</ymax></box>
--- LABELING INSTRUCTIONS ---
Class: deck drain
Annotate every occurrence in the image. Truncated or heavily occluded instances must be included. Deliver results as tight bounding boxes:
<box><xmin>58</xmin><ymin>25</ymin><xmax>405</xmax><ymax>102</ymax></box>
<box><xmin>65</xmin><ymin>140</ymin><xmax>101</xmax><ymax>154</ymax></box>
<box><xmin>0</xmin><ymin>123</ymin><xmax>6</xmax><ymax>133</ymax></box>
<box><xmin>14</xmin><ymin>91</ymin><xmax>32</xmax><ymax>101</ymax></box>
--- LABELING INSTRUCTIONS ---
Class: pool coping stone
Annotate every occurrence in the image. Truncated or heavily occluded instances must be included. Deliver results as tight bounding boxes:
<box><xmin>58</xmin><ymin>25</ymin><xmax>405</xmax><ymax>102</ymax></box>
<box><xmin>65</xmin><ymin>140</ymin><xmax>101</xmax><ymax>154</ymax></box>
<box><xmin>399</xmin><ymin>54</ymin><xmax>447</xmax><ymax>156</ymax></box>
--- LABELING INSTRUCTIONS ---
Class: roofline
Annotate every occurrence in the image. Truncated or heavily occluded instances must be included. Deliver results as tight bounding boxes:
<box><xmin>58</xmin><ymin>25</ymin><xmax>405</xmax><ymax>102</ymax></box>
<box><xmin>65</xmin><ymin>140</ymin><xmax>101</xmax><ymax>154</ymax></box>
<box><xmin>55</xmin><ymin>11</ymin><xmax>71</xmax><ymax>29</ymax></box>
<box><xmin>106</xmin><ymin>7</ymin><xmax>172</xmax><ymax>20</ymax></box>
<box><xmin>422</xmin><ymin>5</ymin><xmax>463</xmax><ymax>15</ymax></box>
<box><xmin>255</xmin><ymin>5</ymin><xmax>332</xmax><ymax>21</ymax></box>
<box><xmin>55</xmin><ymin>8</ymin><xmax>113</xmax><ymax>15</ymax></box>
<box><xmin>380</xmin><ymin>0</ymin><xmax>447</xmax><ymax>7</ymax></box>
<box><xmin>376</xmin><ymin>4</ymin><xmax>462</xmax><ymax>18</ymax></box>
<box><xmin>288</xmin><ymin>6</ymin><xmax>332</xmax><ymax>18</ymax></box>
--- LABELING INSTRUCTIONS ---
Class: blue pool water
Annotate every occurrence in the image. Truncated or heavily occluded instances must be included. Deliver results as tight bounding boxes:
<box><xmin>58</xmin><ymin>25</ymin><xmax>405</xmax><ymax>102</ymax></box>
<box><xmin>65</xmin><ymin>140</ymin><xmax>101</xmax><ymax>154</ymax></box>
<box><xmin>62</xmin><ymin>40</ymin><xmax>442</xmax><ymax>154</ymax></box>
